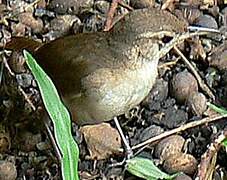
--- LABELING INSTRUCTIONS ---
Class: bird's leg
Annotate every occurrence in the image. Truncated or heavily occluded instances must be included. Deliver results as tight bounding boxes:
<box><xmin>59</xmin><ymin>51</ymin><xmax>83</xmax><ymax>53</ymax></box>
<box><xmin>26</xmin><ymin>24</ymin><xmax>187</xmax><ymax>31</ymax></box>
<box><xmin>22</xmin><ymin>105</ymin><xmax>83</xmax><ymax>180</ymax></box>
<box><xmin>114</xmin><ymin>117</ymin><xmax>133</xmax><ymax>159</ymax></box>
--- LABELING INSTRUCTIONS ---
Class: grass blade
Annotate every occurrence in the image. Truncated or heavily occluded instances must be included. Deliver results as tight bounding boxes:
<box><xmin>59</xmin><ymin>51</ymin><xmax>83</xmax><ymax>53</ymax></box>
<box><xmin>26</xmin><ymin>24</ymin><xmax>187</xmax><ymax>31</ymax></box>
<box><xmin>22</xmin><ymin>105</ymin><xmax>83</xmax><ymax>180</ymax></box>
<box><xmin>23</xmin><ymin>50</ymin><xmax>79</xmax><ymax>180</ymax></box>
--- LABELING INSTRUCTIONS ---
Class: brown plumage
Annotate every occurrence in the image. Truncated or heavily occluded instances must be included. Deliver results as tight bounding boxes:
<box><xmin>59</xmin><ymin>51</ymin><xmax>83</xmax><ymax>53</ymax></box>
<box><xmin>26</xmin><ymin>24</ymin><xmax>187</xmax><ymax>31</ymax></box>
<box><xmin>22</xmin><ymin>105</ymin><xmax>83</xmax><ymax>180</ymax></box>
<box><xmin>6</xmin><ymin>8</ymin><xmax>187</xmax><ymax>125</ymax></box>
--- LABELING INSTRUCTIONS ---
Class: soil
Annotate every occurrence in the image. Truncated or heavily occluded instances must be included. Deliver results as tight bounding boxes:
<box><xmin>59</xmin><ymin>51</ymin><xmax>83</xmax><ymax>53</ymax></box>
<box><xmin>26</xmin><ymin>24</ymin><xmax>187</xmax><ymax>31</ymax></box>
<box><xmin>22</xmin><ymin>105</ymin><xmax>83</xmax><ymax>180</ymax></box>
<box><xmin>1</xmin><ymin>0</ymin><xmax>227</xmax><ymax>179</ymax></box>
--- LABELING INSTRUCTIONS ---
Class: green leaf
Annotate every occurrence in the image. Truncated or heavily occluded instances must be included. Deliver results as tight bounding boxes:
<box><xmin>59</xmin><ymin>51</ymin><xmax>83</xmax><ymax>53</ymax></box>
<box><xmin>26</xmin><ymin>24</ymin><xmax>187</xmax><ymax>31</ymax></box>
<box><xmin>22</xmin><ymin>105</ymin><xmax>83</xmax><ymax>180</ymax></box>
<box><xmin>207</xmin><ymin>102</ymin><xmax>227</xmax><ymax>115</ymax></box>
<box><xmin>222</xmin><ymin>138</ymin><xmax>227</xmax><ymax>147</ymax></box>
<box><xmin>23</xmin><ymin>50</ymin><xmax>79</xmax><ymax>180</ymax></box>
<box><xmin>126</xmin><ymin>157</ymin><xmax>179</xmax><ymax>180</ymax></box>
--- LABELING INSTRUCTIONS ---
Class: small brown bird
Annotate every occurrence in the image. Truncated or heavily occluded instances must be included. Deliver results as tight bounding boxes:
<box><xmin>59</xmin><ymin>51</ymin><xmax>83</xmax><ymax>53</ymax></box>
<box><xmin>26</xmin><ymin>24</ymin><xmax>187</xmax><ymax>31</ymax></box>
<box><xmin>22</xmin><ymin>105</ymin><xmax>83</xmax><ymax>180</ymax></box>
<box><xmin>6</xmin><ymin>8</ymin><xmax>187</xmax><ymax>125</ymax></box>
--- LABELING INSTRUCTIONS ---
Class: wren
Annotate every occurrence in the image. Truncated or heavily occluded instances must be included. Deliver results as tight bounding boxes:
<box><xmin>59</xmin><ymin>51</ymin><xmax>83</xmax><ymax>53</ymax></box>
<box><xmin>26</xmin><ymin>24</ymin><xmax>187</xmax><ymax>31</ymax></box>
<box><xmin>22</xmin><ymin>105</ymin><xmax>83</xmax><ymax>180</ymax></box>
<box><xmin>6</xmin><ymin>8</ymin><xmax>187</xmax><ymax>125</ymax></box>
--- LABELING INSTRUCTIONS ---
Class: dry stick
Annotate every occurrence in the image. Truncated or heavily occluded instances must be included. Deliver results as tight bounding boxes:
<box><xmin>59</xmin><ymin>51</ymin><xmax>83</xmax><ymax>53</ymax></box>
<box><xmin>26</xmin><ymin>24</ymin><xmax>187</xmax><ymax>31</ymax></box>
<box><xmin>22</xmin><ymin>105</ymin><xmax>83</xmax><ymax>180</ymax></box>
<box><xmin>174</xmin><ymin>46</ymin><xmax>215</xmax><ymax>100</ymax></box>
<box><xmin>104</xmin><ymin>0</ymin><xmax>122</xmax><ymax>31</ymax></box>
<box><xmin>158</xmin><ymin>57</ymin><xmax>180</xmax><ymax>70</ymax></box>
<box><xmin>104</xmin><ymin>1</ymin><xmax>133</xmax><ymax>31</ymax></box>
<box><xmin>44</xmin><ymin>119</ymin><xmax>62</xmax><ymax>160</ymax></box>
<box><xmin>18</xmin><ymin>86</ymin><xmax>36</xmax><ymax>111</ymax></box>
<box><xmin>131</xmin><ymin>114</ymin><xmax>227</xmax><ymax>150</ymax></box>
<box><xmin>118</xmin><ymin>1</ymin><xmax>133</xmax><ymax>11</ymax></box>
<box><xmin>2</xmin><ymin>55</ymin><xmax>36</xmax><ymax>110</ymax></box>
<box><xmin>161</xmin><ymin>0</ymin><xmax>175</xmax><ymax>10</ymax></box>
<box><xmin>2</xmin><ymin>52</ymin><xmax>62</xmax><ymax>160</ymax></box>
<box><xmin>2</xmin><ymin>55</ymin><xmax>15</xmax><ymax>76</ymax></box>
<box><xmin>195</xmin><ymin>130</ymin><xmax>227</xmax><ymax>180</ymax></box>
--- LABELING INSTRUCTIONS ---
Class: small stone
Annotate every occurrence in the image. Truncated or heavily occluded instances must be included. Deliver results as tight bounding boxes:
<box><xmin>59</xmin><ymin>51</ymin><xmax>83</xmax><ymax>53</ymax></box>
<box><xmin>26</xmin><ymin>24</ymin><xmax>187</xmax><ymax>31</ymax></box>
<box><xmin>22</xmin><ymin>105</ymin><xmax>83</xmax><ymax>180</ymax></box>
<box><xmin>47</xmin><ymin>0</ymin><xmax>93</xmax><ymax>15</ymax></box>
<box><xmin>209</xmin><ymin>49</ymin><xmax>227</xmax><ymax>71</ymax></box>
<box><xmin>45</xmin><ymin>15</ymin><xmax>81</xmax><ymax>40</ymax></box>
<box><xmin>36</xmin><ymin>141</ymin><xmax>51</xmax><ymax>151</ymax></box>
<box><xmin>0</xmin><ymin>161</ymin><xmax>17</xmax><ymax>180</ymax></box>
<box><xmin>80</xmin><ymin>123</ymin><xmax>121</xmax><ymax>160</ymax></box>
<box><xmin>9</xmin><ymin>52</ymin><xmax>26</xmax><ymax>73</ymax></box>
<box><xmin>155</xmin><ymin>135</ymin><xmax>185</xmax><ymax>161</ymax></box>
<box><xmin>0</xmin><ymin>124</ymin><xmax>10</xmax><ymax>153</ymax></box>
<box><xmin>137</xmin><ymin>125</ymin><xmax>164</xmax><ymax>142</ymax></box>
<box><xmin>0</xmin><ymin>133</ymin><xmax>10</xmax><ymax>153</ymax></box>
<box><xmin>187</xmin><ymin>92</ymin><xmax>207</xmax><ymax>116</ymax></box>
<box><xmin>15</xmin><ymin>131</ymin><xmax>42</xmax><ymax>152</ymax></box>
<box><xmin>16</xmin><ymin>73</ymin><xmax>33</xmax><ymax>88</ymax></box>
<box><xmin>194</xmin><ymin>14</ymin><xmax>218</xmax><ymax>29</ymax></box>
<box><xmin>143</xmin><ymin>78</ymin><xmax>168</xmax><ymax>111</ymax></box>
<box><xmin>175</xmin><ymin>173</ymin><xmax>192</xmax><ymax>180</ymax></box>
<box><xmin>34</xmin><ymin>8</ymin><xmax>55</xmax><ymax>18</ymax></box>
<box><xmin>163</xmin><ymin>153</ymin><xmax>197</xmax><ymax>175</ymax></box>
<box><xmin>161</xmin><ymin>107</ymin><xmax>188</xmax><ymax>128</ymax></box>
<box><xmin>83</xmin><ymin>14</ymin><xmax>106</xmax><ymax>32</ymax></box>
<box><xmin>11</xmin><ymin>22</ymin><xmax>26</xmax><ymax>36</ymax></box>
<box><xmin>205</xmin><ymin>67</ymin><xmax>220</xmax><ymax>87</ymax></box>
<box><xmin>18</xmin><ymin>12</ymin><xmax>43</xmax><ymax>33</ymax></box>
<box><xmin>130</xmin><ymin>0</ymin><xmax>155</xmax><ymax>9</ymax></box>
<box><xmin>51</xmin><ymin>15</ymin><xmax>80</xmax><ymax>33</ymax></box>
<box><xmin>94</xmin><ymin>0</ymin><xmax>110</xmax><ymax>14</ymax></box>
<box><xmin>171</xmin><ymin>70</ymin><xmax>198</xmax><ymax>104</ymax></box>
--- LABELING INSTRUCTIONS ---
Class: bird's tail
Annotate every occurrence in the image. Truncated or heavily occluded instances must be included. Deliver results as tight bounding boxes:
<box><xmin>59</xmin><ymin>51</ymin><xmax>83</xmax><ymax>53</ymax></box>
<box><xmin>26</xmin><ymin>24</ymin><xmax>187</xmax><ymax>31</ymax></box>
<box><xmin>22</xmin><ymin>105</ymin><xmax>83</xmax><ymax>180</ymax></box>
<box><xmin>3</xmin><ymin>37</ymin><xmax>42</xmax><ymax>53</ymax></box>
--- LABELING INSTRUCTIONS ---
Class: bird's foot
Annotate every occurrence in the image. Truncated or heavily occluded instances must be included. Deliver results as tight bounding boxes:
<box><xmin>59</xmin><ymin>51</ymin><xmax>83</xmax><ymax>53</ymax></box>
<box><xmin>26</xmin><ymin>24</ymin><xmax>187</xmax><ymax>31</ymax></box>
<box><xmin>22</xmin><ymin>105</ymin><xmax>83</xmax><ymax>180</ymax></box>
<box><xmin>114</xmin><ymin>117</ymin><xmax>133</xmax><ymax>159</ymax></box>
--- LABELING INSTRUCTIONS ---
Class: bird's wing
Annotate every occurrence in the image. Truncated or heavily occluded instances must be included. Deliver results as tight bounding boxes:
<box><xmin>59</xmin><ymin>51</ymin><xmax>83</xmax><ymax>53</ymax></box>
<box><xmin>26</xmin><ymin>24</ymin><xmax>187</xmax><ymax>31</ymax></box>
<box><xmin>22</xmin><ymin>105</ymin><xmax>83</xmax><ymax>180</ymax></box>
<box><xmin>34</xmin><ymin>32</ymin><xmax>129</xmax><ymax>96</ymax></box>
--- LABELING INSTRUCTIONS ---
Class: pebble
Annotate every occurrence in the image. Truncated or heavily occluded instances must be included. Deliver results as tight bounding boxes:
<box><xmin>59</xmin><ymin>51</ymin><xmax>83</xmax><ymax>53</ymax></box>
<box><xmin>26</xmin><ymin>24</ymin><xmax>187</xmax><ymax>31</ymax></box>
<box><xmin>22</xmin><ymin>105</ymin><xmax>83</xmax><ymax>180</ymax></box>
<box><xmin>18</xmin><ymin>12</ymin><xmax>44</xmax><ymax>34</ymax></box>
<box><xmin>0</xmin><ymin>161</ymin><xmax>17</xmax><ymax>180</ymax></box>
<box><xmin>47</xmin><ymin>0</ymin><xmax>93</xmax><ymax>15</ymax></box>
<box><xmin>137</xmin><ymin>125</ymin><xmax>164</xmax><ymax>142</ymax></box>
<box><xmin>194</xmin><ymin>14</ymin><xmax>218</xmax><ymax>29</ymax></box>
<box><xmin>154</xmin><ymin>135</ymin><xmax>185</xmax><ymax>161</ymax></box>
<box><xmin>16</xmin><ymin>73</ymin><xmax>33</xmax><ymax>88</ymax></box>
<box><xmin>187</xmin><ymin>92</ymin><xmax>207</xmax><ymax>116</ymax></box>
<box><xmin>163</xmin><ymin>153</ymin><xmax>197</xmax><ymax>175</ymax></box>
<box><xmin>171</xmin><ymin>70</ymin><xmax>198</xmax><ymax>104</ymax></box>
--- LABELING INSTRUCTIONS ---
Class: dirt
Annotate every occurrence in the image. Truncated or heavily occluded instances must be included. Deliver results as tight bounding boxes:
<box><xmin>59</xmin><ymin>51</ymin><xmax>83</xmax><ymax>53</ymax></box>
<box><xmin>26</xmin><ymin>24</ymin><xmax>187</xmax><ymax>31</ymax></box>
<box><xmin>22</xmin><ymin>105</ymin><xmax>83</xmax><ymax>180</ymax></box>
<box><xmin>1</xmin><ymin>0</ymin><xmax>227</xmax><ymax>179</ymax></box>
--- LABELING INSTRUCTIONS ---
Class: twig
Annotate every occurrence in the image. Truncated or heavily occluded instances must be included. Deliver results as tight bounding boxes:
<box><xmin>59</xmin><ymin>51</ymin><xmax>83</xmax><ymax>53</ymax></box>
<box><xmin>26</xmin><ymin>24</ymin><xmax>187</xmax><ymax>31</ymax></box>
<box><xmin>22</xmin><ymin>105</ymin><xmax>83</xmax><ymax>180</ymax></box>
<box><xmin>187</xmin><ymin>26</ymin><xmax>220</xmax><ymax>33</ymax></box>
<box><xmin>3</xmin><ymin>55</ymin><xmax>15</xmax><ymax>76</ymax></box>
<box><xmin>118</xmin><ymin>1</ymin><xmax>133</xmax><ymax>11</ymax></box>
<box><xmin>3</xmin><ymin>52</ymin><xmax>61</xmax><ymax>161</ymax></box>
<box><xmin>114</xmin><ymin>117</ymin><xmax>133</xmax><ymax>158</ymax></box>
<box><xmin>0</xmin><ymin>59</ymin><xmax>4</xmax><ymax>85</ymax></box>
<box><xmin>104</xmin><ymin>0</ymin><xmax>122</xmax><ymax>31</ymax></box>
<box><xmin>161</xmin><ymin>0</ymin><xmax>175</xmax><ymax>10</ymax></box>
<box><xmin>158</xmin><ymin>57</ymin><xmax>180</xmax><ymax>70</ymax></box>
<box><xmin>3</xmin><ymin>55</ymin><xmax>36</xmax><ymax>110</ymax></box>
<box><xmin>44</xmin><ymin>118</ymin><xmax>62</xmax><ymax>160</ymax></box>
<box><xmin>104</xmin><ymin>0</ymin><xmax>133</xmax><ymax>31</ymax></box>
<box><xmin>131</xmin><ymin>114</ymin><xmax>227</xmax><ymax>150</ymax></box>
<box><xmin>174</xmin><ymin>46</ymin><xmax>215</xmax><ymax>100</ymax></box>
<box><xmin>18</xmin><ymin>86</ymin><xmax>36</xmax><ymax>111</ymax></box>
<box><xmin>195</xmin><ymin>130</ymin><xmax>227</xmax><ymax>180</ymax></box>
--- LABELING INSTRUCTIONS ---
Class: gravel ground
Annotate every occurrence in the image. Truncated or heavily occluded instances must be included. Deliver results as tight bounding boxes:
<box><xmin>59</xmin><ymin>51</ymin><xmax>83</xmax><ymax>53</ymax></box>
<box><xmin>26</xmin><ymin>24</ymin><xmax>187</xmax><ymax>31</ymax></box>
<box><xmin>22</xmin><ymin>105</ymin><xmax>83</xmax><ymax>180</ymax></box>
<box><xmin>1</xmin><ymin>0</ymin><xmax>227</xmax><ymax>179</ymax></box>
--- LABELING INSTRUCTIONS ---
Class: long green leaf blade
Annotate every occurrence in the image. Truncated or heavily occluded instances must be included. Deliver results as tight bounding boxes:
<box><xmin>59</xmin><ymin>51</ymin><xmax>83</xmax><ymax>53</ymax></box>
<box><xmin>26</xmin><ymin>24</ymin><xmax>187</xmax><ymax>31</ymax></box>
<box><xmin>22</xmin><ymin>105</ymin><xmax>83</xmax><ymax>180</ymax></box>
<box><xmin>23</xmin><ymin>50</ymin><xmax>79</xmax><ymax>180</ymax></box>
<box><xmin>207</xmin><ymin>102</ymin><xmax>227</xmax><ymax>115</ymax></box>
